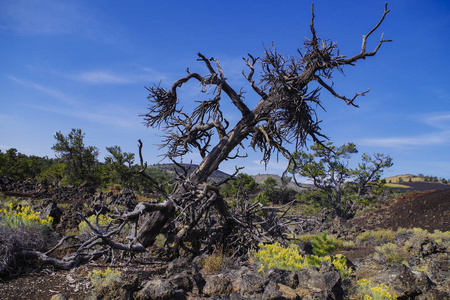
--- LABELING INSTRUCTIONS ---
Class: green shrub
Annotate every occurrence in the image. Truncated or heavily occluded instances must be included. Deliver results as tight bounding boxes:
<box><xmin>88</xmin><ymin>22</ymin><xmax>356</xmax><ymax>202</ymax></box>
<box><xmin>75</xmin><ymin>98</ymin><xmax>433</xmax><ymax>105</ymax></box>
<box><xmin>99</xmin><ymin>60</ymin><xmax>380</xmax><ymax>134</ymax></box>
<box><xmin>393</xmin><ymin>227</ymin><xmax>449</xmax><ymax>250</ymax></box>
<box><xmin>254</xmin><ymin>242</ymin><xmax>305</xmax><ymax>272</ymax></box>
<box><xmin>295</xmin><ymin>189</ymin><xmax>329</xmax><ymax>208</ymax></box>
<box><xmin>300</xmin><ymin>232</ymin><xmax>342</xmax><ymax>253</ymax></box>
<box><xmin>408</xmin><ymin>227</ymin><xmax>450</xmax><ymax>245</ymax></box>
<box><xmin>298</xmin><ymin>234</ymin><xmax>315</xmax><ymax>242</ymax></box>
<box><xmin>429</xmin><ymin>229</ymin><xmax>450</xmax><ymax>248</ymax></box>
<box><xmin>252</xmin><ymin>192</ymin><xmax>271</xmax><ymax>207</ymax></box>
<box><xmin>310</xmin><ymin>231</ymin><xmax>336</xmax><ymax>256</ymax></box>
<box><xmin>374</xmin><ymin>243</ymin><xmax>407</xmax><ymax>266</ymax></box>
<box><xmin>354</xmin><ymin>206</ymin><xmax>375</xmax><ymax>218</ymax></box>
<box><xmin>355</xmin><ymin>279</ymin><xmax>397</xmax><ymax>299</ymax></box>
<box><xmin>327</xmin><ymin>254</ymin><xmax>351</xmax><ymax>279</ymax></box>
<box><xmin>356</xmin><ymin>229</ymin><xmax>396</xmax><ymax>245</ymax></box>
<box><xmin>297</xmin><ymin>203</ymin><xmax>322</xmax><ymax>216</ymax></box>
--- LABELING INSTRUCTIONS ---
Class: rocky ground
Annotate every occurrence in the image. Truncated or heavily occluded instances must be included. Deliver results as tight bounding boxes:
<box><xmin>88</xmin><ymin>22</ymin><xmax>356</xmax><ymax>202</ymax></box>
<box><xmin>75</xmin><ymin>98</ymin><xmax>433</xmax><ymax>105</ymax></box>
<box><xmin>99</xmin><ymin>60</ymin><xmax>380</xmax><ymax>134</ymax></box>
<box><xmin>0</xmin><ymin>178</ymin><xmax>449</xmax><ymax>299</ymax></box>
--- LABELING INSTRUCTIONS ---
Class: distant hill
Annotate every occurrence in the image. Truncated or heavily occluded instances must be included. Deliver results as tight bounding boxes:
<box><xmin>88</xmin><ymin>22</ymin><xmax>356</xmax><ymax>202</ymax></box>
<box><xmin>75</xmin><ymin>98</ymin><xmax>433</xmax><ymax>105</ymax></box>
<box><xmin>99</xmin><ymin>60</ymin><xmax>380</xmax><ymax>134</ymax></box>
<box><xmin>384</xmin><ymin>174</ymin><xmax>424</xmax><ymax>183</ymax></box>
<box><xmin>386</xmin><ymin>181</ymin><xmax>450</xmax><ymax>193</ymax></box>
<box><xmin>147</xmin><ymin>164</ymin><xmax>313</xmax><ymax>191</ymax></box>
<box><xmin>251</xmin><ymin>174</ymin><xmax>311</xmax><ymax>192</ymax></box>
<box><xmin>148</xmin><ymin>163</ymin><xmax>230</xmax><ymax>183</ymax></box>
<box><xmin>252</xmin><ymin>173</ymin><xmax>450</xmax><ymax>193</ymax></box>
<box><xmin>383</xmin><ymin>174</ymin><xmax>450</xmax><ymax>193</ymax></box>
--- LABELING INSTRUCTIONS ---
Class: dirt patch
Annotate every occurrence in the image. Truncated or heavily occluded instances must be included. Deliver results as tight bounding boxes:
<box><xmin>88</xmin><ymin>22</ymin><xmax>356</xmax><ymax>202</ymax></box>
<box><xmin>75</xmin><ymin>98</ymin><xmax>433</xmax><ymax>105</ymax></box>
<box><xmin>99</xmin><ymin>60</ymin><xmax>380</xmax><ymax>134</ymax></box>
<box><xmin>336</xmin><ymin>246</ymin><xmax>375</xmax><ymax>265</ymax></box>
<box><xmin>0</xmin><ymin>268</ymin><xmax>89</xmax><ymax>300</ymax></box>
<box><xmin>0</xmin><ymin>259</ymin><xmax>169</xmax><ymax>300</ymax></box>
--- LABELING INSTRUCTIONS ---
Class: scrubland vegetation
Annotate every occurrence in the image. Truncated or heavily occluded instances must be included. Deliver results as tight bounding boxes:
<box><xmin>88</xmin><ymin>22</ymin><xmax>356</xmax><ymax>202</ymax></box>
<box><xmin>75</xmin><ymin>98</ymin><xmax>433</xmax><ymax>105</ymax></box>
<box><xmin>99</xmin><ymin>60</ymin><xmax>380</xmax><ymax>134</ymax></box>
<box><xmin>1</xmin><ymin>3</ymin><xmax>449</xmax><ymax>298</ymax></box>
<box><xmin>1</xmin><ymin>130</ymin><xmax>449</xmax><ymax>298</ymax></box>
<box><xmin>0</xmin><ymin>130</ymin><xmax>175</xmax><ymax>194</ymax></box>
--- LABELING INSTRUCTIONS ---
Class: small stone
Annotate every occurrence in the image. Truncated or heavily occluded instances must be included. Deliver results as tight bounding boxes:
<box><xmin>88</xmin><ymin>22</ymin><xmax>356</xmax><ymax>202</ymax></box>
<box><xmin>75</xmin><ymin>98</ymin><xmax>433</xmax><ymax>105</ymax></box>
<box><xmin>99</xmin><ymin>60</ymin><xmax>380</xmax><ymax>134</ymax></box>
<box><xmin>203</xmin><ymin>274</ymin><xmax>232</xmax><ymax>297</ymax></box>
<box><xmin>137</xmin><ymin>279</ymin><xmax>175</xmax><ymax>300</ymax></box>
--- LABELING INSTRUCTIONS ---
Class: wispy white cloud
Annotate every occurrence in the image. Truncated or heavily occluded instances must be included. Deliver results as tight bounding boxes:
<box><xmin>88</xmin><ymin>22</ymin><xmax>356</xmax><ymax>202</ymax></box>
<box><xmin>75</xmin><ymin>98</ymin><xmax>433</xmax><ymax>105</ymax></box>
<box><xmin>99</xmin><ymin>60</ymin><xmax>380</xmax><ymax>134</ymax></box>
<box><xmin>40</xmin><ymin>65</ymin><xmax>168</xmax><ymax>86</ymax></box>
<box><xmin>5</xmin><ymin>72</ymin><xmax>166</xmax><ymax>130</ymax></box>
<box><xmin>429</xmin><ymin>87</ymin><xmax>450</xmax><ymax>100</ymax></box>
<box><xmin>360</xmin><ymin>132</ymin><xmax>450</xmax><ymax>149</ymax></box>
<box><xmin>76</xmin><ymin>71</ymin><xmax>132</xmax><ymax>85</ymax></box>
<box><xmin>0</xmin><ymin>0</ymin><xmax>126</xmax><ymax>45</ymax></box>
<box><xmin>423</xmin><ymin>112</ymin><xmax>450</xmax><ymax>130</ymax></box>
<box><xmin>73</xmin><ymin>69</ymin><xmax>167</xmax><ymax>85</ymax></box>
<box><xmin>360</xmin><ymin>112</ymin><xmax>450</xmax><ymax>149</ymax></box>
<box><xmin>27</xmin><ymin>104</ymin><xmax>142</xmax><ymax>130</ymax></box>
<box><xmin>0</xmin><ymin>0</ymin><xmax>89</xmax><ymax>35</ymax></box>
<box><xmin>6</xmin><ymin>75</ymin><xmax>144</xmax><ymax>129</ymax></box>
<box><xmin>0</xmin><ymin>113</ymin><xmax>12</xmax><ymax>120</ymax></box>
<box><xmin>7</xmin><ymin>76</ymin><xmax>80</xmax><ymax>106</ymax></box>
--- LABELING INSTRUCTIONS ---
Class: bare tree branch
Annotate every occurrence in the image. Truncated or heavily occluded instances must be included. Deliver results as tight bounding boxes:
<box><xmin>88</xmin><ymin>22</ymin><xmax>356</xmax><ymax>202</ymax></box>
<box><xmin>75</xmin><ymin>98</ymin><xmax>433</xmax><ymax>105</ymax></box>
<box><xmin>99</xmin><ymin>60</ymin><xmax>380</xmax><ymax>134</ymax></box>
<box><xmin>243</xmin><ymin>54</ymin><xmax>267</xmax><ymax>99</ymax></box>
<box><xmin>332</xmin><ymin>3</ymin><xmax>391</xmax><ymax>66</ymax></box>
<box><xmin>197</xmin><ymin>52</ymin><xmax>251</xmax><ymax>116</ymax></box>
<box><xmin>314</xmin><ymin>76</ymin><xmax>369</xmax><ymax>107</ymax></box>
<box><xmin>137</xmin><ymin>139</ymin><xmax>169</xmax><ymax>197</ymax></box>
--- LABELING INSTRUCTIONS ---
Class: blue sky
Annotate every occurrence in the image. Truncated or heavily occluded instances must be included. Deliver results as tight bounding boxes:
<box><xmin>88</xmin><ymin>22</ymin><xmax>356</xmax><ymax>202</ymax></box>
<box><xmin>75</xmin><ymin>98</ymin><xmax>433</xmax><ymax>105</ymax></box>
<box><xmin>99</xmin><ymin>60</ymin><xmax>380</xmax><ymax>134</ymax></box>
<box><xmin>1</xmin><ymin>0</ymin><xmax>449</xmax><ymax>180</ymax></box>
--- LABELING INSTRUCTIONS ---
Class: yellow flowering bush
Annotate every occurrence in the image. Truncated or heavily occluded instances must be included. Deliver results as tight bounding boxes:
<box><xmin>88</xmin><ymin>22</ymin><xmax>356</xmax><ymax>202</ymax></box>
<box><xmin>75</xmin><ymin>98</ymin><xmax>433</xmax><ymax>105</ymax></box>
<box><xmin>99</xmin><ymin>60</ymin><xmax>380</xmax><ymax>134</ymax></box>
<box><xmin>88</xmin><ymin>267</ymin><xmax>121</xmax><ymax>291</ymax></box>
<box><xmin>331</xmin><ymin>254</ymin><xmax>352</xmax><ymax>279</ymax></box>
<box><xmin>253</xmin><ymin>242</ymin><xmax>352</xmax><ymax>279</ymax></box>
<box><xmin>355</xmin><ymin>279</ymin><xmax>397</xmax><ymax>300</ymax></box>
<box><xmin>254</xmin><ymin>242</ymin><xmax>305</xmax><ymax>272</ymax></box>
<box><xmin>1</xmin><ymin>203</ymin><xmax>53</xmax><ymax>232</ymax></box>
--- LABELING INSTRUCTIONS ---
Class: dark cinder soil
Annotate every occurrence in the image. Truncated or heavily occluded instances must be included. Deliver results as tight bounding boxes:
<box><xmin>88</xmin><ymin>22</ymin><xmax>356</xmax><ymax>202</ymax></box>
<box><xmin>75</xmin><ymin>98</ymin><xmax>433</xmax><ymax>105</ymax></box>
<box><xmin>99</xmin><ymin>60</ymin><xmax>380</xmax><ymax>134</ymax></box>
<box><xmin>337</xmin><ymin>188</ymin><xmax>450</xmax><ymax>265</ymax></box>
<box><xmin>1</xmin><ymin>268</ymin><xmax>88</xmax><ymax>300</ymax></box>
<box><xmin>0</xmin><ymin>259</ymin><xmax>169</xmax><ymax>300</ymax></box>
<box><xmin>349</xmin><ymin>189</ymin><xmax>450</xmax><ymax>232</ymax></box>
<box><xmin>390</xmin><ymin>181</ymin><xmax>450</xmax><ymax>193</ymax></box>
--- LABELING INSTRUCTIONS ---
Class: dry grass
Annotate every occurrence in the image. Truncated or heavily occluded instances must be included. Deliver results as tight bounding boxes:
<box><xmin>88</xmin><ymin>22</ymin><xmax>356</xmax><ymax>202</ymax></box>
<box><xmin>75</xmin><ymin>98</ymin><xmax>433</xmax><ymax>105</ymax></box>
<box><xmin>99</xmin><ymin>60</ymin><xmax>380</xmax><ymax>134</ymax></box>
<box><xmin>356</xmin><ymin>229</ymin><xmax>396</xmax><ymax>245</ymax></box>
<box><xmin>201</xmin><ymin>247</ymin><xmax>225</xmax><ymax>272</ymax></box>
<box><xmin>385</xmin><ymin>183</ymin><xmax>411</xmax><ymax>189</ymax></box>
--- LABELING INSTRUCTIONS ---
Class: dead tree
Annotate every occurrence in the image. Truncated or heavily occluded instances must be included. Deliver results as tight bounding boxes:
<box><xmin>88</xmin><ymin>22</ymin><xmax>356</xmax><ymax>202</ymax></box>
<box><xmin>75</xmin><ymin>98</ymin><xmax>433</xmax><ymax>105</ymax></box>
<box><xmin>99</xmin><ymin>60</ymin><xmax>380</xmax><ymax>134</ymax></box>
<box><xmin>14</xmin><ymin>4</ymin><xmax>390</xmax><ymax>268</ymax></box>
<box><xmin>132</xmin><ymin>3</ymin><xmax>391</xmax><ymax>253</ymax></box>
